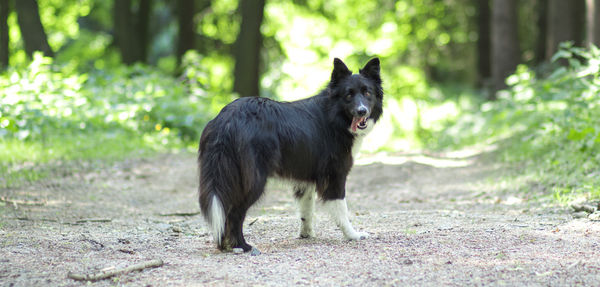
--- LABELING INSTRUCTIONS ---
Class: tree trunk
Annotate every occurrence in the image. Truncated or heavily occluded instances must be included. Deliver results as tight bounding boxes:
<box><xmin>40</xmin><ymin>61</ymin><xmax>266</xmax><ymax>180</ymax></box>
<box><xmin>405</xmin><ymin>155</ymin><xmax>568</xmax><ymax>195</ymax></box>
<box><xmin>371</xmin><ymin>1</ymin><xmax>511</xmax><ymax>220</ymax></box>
<box><xmin>0</xmin><ymin>0</ymin><xmax>8</xmax><ymax>68</ymax></box>
<box><xmin>587</xmin><ymin>0</ymin><xmax>594</xmax><ymax>47</ymax></box>
<box><xmin>137</xmin><ymin>0</ymin><xmax>152</xmax><ymax>62</ymax></box>
<box><xmin>589</xmin><ymin>0</ymin><xmax>600</xmax><ymax>46</ymax></box>
<box><xmin>546</xmin><ymin>0</ymin><xmax>586</xmax><ymax>60</ymax></box>
<box><xmin>477</xmin><ymin>0</ymin><xmax>491</xmax><ymax>86</ymax></box>
<box><xmin>491</xmin><ymin>0</ymin><xmax>520</xmax><ymax>96</ymax></box>
<box><xmin>176</xmin><ymin>0</ymin><xmax>195</xmax><ymax>64</ymax></box>
<box><xmin>114</xmin><ymin>0</ymin><xmax>140</xmax><ymax>65</ymax></box>
<box><xmin>233</xmin><ymin>0</ymin><xmax>266</xmax><ymax>98</ymax></box>
<box><xmin>15</xmin><ymin>0</ymin><xmax>53</xmax><ymax>58</ymax></box>
<box><xmin>574</xmin><ymin>0</ymin><xmax>587</xmax><ymax>46</ymax></box>
<box><xmin>534</xmin><ymin>0</ymin><xmax>548</xmax><ymax>65</ymax></box>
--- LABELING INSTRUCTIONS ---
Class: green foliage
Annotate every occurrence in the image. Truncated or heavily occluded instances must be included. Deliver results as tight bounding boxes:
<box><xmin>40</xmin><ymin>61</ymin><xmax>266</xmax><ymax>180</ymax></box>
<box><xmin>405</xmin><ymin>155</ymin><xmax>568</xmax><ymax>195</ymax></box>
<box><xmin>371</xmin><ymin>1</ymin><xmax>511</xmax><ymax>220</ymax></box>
<box><xmin>430</xmin><ymin>44</ymin><xmax>600</xmax><ymax>202</ymax></box>
<box><xmin>0</xmin><ymin>53</ymin><xmax>234</xmax><ymax>187</ymax></box>
<box><xmin>264</xmin><ymin>0</ymin><xmax>476</xmax><ymax>98</ymax></box>
<box><xmin>0</xmin><ymin>53</ymin><xmax>217</xmax><ymax>142</ymax></box>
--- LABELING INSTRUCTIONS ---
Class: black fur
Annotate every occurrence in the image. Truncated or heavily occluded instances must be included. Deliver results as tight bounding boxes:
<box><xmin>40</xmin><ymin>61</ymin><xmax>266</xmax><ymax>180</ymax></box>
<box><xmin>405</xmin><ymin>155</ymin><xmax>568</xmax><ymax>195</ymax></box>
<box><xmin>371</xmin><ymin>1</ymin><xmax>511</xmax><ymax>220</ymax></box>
<box><xmin>198</xmin><ymin>58</ymin><xmax>383</xmax><ymax>252</ymax></box>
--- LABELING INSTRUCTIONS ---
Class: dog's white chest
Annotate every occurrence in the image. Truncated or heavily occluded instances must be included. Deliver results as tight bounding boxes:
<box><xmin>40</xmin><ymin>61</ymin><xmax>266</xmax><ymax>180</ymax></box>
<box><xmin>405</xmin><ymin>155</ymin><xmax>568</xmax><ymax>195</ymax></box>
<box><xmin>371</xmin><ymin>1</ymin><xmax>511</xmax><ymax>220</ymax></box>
<box><xmin>351</xmin><ymin>118</ymin><xmax>375</xmax><ymax>158</ymax></box>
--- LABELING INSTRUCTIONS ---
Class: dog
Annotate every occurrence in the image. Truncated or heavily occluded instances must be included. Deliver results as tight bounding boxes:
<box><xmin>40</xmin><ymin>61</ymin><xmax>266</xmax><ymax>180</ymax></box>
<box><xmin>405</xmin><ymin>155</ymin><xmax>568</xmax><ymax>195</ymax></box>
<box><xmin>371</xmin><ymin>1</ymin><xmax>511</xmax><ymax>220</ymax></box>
<box><xmin>198</xmin><ymin>57</ymin><xmax>383</xmax><ymax>253</ymax></box>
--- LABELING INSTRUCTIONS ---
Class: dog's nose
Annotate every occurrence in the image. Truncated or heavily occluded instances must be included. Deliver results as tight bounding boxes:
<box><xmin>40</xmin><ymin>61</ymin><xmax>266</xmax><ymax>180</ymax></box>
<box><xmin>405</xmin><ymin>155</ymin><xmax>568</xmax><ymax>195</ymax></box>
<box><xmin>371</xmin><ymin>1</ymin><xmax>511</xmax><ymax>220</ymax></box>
<box><xmin>357</xmin><ymin>106</ymin><xmax>368</xmax><ymax>116</ymax></box>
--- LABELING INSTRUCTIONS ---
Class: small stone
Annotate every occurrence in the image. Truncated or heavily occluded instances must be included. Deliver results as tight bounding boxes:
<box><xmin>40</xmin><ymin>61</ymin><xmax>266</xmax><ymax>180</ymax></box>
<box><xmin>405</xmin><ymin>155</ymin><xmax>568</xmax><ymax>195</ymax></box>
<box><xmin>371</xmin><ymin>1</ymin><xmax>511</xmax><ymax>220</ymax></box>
<box><xmin>250</xmin><ymin>247</ymin><xmax>261</xmax><ymax>256</ymax></box>
<box><xmin>582</xmin><ymin>205</ymin><xmax>597</xmax><ymax>213</ymax></box>
<box><xmin>588</xmin><ymin>212</ymin><xmax>600</xmax><ymax>221</ymax></box>
<box><xmin>572</xmin><ymin>211</ymin><xmax>589</xmax><ymax>219</ymax></box>
<box><xmin>156</xmin><ymin>223</ymin><xmax>171</xmax><ymax>231</ymax></box>
<box><xmin>232</xmin><ymin>248</ymin><xmax>244</xmax><ymax>254</ymax></box>
<box><xmin>172</xmin><ymin>226</ymin><xmax>182</xmax><ymax>233</ymax></box>
<box><xmin>403</xmin><ymin>259</ymin><xmax>413</xmax><ymax>265</ymax></box>
<box><xmin>571</xmin><ymin>203</ymin><xmax>583</xmax><ymax>212</ymax></box>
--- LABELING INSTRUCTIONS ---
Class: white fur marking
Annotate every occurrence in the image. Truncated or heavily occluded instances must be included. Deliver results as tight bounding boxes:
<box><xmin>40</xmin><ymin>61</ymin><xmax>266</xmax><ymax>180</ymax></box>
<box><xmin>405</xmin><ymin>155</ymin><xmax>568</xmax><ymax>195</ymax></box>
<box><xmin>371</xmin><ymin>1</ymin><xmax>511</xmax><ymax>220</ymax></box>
<box><xmin>351</xmin><ymin>118</ymin><xmax>376</xmax><ymax>157</ymax></box>
<box><xmin>266</xmin><ymin>177</ymin><xmax>318</xmax><ymax>238</ymax></box>
<box><xmin>266</xmin><ymin>177</ymin><xmax>313</xmax><ymax>191</ymax></box>
<box><xmin>323</xmin><ymin>199</ymin><xmax>368</xmax><ymax>240</ymax></box>
<box><xmin>209</xmin><ymin>196</ymin><xmax>226</xmax><ymax>245</ymax></box>
<box><xmin>298</xmin><ymin>188</ymin><xmax>316</xmax><ymax>238</ymax></box>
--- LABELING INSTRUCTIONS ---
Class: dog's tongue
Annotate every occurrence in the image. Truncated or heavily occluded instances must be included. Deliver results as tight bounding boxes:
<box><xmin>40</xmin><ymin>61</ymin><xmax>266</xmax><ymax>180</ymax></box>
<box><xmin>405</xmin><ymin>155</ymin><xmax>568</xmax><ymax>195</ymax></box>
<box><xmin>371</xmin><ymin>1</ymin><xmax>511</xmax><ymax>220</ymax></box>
<box><xmin>351</xmin><ymin>117</ymin><xmax>364</xmax><ymax>132</ymax></box>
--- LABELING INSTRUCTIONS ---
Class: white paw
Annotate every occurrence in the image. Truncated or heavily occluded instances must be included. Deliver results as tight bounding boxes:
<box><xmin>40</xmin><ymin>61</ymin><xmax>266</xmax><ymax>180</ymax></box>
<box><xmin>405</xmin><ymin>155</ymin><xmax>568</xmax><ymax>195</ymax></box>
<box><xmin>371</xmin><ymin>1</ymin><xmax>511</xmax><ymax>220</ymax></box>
<box><xmin>300</xmin><ymin>228</ymin><xmax>315</xmax><ymax>238</ymax></box>
<box><xmin>345</xmin><ymin>231</ymin><xmax>369</xmax><ymax>241</ymax></box>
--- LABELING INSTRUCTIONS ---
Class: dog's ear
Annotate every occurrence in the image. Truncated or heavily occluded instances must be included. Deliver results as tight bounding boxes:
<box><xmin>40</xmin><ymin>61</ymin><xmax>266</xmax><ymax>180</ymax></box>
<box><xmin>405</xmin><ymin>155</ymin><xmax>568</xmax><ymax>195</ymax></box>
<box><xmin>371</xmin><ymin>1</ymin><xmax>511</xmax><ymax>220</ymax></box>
<box><xmin>331</xmin><ymin>58</ymin><xmax>352</xmax><ymax>85</ymax></box>
<box><xmin>360</xmin><ymin>58</ymin><xmax>381</xmax><ymax>84</ymax></box>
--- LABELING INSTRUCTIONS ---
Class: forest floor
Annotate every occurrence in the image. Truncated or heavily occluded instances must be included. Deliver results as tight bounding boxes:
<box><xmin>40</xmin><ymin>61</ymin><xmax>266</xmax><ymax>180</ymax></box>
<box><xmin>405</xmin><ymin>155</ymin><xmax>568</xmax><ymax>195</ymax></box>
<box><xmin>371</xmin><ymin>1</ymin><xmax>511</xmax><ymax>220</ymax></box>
<box><xmin>1</xmin><ymin>148</ymin><xmax>599</xmax><ymax>286</ymax></box>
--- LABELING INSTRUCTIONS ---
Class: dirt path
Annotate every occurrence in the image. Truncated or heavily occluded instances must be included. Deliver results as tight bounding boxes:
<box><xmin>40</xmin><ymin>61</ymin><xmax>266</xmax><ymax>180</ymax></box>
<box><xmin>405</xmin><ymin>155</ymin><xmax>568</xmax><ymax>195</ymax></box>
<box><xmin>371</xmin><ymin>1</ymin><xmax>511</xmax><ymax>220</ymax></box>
<box><xmin>1</xmin><ymin>151</ymin><xmax>599</xmax><ymax>286</ymax></box>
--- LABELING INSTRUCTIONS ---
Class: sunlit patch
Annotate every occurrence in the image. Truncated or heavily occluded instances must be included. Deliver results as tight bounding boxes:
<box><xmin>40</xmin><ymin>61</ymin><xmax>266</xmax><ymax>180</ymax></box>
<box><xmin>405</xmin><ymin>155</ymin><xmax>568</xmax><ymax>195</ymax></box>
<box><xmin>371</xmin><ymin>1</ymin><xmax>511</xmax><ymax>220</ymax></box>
<box><xmin>355</xmin><ymin>152</ymin><xmax>478</xmax><ymax>168</ymax></box>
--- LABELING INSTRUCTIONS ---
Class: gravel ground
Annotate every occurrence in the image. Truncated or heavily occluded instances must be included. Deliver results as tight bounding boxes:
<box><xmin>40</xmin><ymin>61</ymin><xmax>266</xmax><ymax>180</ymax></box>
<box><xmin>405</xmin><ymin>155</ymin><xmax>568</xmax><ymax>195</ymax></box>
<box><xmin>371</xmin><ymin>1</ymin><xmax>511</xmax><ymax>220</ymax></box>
<box><xmin>1</xmin><ymin>151</ymin><xmax>599</xmax><ymax>286</ymax></box>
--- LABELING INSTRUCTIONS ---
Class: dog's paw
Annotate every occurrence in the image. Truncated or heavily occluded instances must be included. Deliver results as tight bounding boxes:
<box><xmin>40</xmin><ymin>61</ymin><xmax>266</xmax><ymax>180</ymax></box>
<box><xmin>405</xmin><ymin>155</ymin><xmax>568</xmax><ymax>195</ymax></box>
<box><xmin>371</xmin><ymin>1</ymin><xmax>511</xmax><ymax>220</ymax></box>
<box><xmin>299</xmin><ymin>229</ymin><xmax>315</xmax><ymax>239</ymax></box>
<box><xmin>345</xmin><ymin>231</ymin><xmax>369</xmax><ymax>241</ymax></box>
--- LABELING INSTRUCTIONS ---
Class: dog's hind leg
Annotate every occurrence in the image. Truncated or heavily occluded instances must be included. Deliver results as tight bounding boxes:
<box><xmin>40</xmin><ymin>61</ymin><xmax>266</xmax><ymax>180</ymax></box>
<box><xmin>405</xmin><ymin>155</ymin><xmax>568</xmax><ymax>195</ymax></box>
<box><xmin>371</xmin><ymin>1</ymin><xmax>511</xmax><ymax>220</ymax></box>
<box><xmin>295</xmin><ymin>185</ymin><xmax>316</xmax><ymax>238</ymax></box>
<box><xmin>225</xmin><ymin>208</ymin><xmax>252</xmax><ymax>252</ymax></box>
<box><xmin>226</xmin><ymin>174</ymin><xmax>267</xmax><ymax>254</ymax></box>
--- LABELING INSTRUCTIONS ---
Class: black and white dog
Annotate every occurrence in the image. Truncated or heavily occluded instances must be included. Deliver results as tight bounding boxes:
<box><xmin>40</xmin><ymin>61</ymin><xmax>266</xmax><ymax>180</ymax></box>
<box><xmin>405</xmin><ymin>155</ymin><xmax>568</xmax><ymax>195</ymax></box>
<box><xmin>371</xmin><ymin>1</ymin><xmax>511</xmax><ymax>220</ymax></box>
<box><xmin>198</xmin><ymin>58</ymin><xmax>383</xmax><ymax>253</ymax></box>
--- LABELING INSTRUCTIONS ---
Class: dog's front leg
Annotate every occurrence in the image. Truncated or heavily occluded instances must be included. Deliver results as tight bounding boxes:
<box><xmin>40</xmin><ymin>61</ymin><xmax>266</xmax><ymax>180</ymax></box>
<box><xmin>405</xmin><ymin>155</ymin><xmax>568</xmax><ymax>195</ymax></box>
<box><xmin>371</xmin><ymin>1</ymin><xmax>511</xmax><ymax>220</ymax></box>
<box><xmin>321</xmin><ymin>175</ymin><xmax>368</xmax><ymax>241</ymax></box>
<box><xmin>324</xmin><ymin>198</ymin><xmax>368</xmax><ymax>240</ymax></box>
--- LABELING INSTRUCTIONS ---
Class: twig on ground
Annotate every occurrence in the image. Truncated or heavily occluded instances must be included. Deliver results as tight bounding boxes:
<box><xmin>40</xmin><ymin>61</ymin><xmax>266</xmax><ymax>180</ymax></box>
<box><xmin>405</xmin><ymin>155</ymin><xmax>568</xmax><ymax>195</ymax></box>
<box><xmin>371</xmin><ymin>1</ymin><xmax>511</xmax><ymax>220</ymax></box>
<box><xmin>117</xmin><ymin>249</ymin><xmax>135</xmax><ymax>254</ymax></box>
<box><xmin>567</xmin><ymin>259</ymin><xmax>583</xmax><ymax>270</ymax></box>
<box><xmin>0</xmin><ymin>197</ymin><xmax>46</xmax><ymax>207</ymax></box>
<box><xmin>9</xmin><ymin>217</ymin><xmax>111</xmax><ymax>225</ymax></box>
<box><xmin>75</xmin><ymin>218</ymin><xmax>112</xmax><ymax>224</ymax></box>
<box><xmin>571</xmin><ymin>203</ymin><xmax>596</xmax><ymax>213</ymax></box>
<box><xmin>157</xmin><ymin>211</ymin><xmax>200</xmax><ymax>217</ymax></box>
<box><xmin>67</xmin><ymin>259</ymin><xmax>164</xmax><ymax>282</ymax></box>
<box><xmin>81</xmin><ymin>237</ymin><xmax>105</xmax><ymax>250</ymax></box>
<box><xmin>12</xmin><ymin>217</ymin><xmax>59</xmax><ymax>223</ymax></box>
<box><xmin>248</xmin><ymin>218</ymin><xmax>259</xmax><ymax>226</ymax></box>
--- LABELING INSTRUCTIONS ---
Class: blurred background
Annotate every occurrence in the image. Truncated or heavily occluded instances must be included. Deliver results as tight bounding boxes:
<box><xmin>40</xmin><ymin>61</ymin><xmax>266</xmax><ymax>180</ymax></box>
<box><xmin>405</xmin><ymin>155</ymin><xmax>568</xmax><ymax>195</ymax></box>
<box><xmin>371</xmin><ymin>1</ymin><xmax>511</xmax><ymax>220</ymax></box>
<box><xmin>1</xmin><ymin>0</ymin><xmax>599</xmax><ymax>200</ymax></box>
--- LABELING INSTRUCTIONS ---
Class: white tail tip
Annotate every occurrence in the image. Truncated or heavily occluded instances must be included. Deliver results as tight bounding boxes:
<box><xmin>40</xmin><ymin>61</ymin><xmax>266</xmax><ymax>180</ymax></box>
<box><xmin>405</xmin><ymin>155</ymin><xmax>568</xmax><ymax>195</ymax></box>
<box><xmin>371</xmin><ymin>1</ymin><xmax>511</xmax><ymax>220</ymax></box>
<box><xmin>209</xmin><ymin>196</ymin><xmax>225</xmax><ymax>245</ymax></box>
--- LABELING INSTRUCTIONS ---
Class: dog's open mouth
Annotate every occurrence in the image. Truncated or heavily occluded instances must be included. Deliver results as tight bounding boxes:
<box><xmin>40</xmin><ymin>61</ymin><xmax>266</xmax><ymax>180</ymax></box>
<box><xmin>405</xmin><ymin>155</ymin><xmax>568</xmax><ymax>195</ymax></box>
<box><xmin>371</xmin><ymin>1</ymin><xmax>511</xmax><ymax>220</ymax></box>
<box><xmin>351</xmin><ymin>117</ymin><xmax>368</xmax><ymax>132</ymax></box>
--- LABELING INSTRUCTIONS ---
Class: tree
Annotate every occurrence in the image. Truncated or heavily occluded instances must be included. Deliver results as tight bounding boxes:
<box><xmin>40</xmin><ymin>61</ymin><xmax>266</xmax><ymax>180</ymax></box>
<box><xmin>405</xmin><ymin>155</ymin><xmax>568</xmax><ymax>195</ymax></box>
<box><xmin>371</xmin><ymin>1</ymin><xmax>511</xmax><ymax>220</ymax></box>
<box><xmin>596</xmin><ymin>0</ymin><xmax>600</xmax><ymax>45</ymax></box>
<box><xmin>534</xmin><ymin>0</ymin><xmax>548</xmax><ymax>65</ymax></box>
<box><xmin>15</xmin><ymin>0</ymin><xmax>53</xmax><ymax>57</ymax></box>
<box><xmin>138</xmin><ymin>0</ymin><xmax>152</xmax><ymax>62</ymax></box>
<box><xmin>491</xmin><ymin>0</ymin><xmax>520</xmax><ymax>96</ymax></box>
<box><xmin>176</xmin><ymin>0</ymin><xmax>196</xmax><ymax>65</ymax></box>
<box><xmin>0</xmin><ymin>0</ymin><xmax>8</xmax><ymax>69</ymax></box>
<box><xmin>113</xmin><ymin>0</ymin><xmax>152</xmax><ymax>65</ymax></box>
<box><xmin>476</xmin><ymin>0</ymin><xmax>491</xmax><ymax>86</ymax></box>
<box><xmin>546</xmin><ymin>0</ymin><xmax>586</xmax><ymax>60</ymax></box>
<box><xmin>233</xmin><ymin>0</ymin><xmax>266</xmax><ymax>98</ymax></box>
<box><xmin>587</xmin><ymin>0</ymin><xmax>600</xmax><ymax>46</ymax></box>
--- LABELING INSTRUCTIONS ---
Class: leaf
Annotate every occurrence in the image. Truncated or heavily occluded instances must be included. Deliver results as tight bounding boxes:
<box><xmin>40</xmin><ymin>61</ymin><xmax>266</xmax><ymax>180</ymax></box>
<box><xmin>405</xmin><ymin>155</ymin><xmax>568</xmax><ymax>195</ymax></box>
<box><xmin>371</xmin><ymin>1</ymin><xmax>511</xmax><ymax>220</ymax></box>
<box><xmin>551</xmin><ymin>50</ymin><xmax>571</xmax><ymax>63</ymax></box>
<box><xmin>567</xmin><ymin>127</ymin><xmax>595</xmax><ymax>142</ymax></box>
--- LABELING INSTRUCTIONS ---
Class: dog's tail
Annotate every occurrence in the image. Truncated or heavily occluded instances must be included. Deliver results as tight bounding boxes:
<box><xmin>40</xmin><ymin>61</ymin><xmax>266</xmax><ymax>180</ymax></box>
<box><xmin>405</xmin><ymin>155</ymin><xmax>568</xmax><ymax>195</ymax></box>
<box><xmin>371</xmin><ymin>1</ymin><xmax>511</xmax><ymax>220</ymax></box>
<box><xmin>198</xmin><ymin>156</ymin><xmax>229</xmax><ymax>247</ymax></box>
<box><xmin>206</xmin><ymin>194</ymin><xmax>225</xmax><ymax>245</ymax></box>
<box><xmin>199</xmin><ymin>172</ymin><xmax>228</xmax><ymax>247</ymax></box>
<box><xmin>198</xmin><ymin>135</ymin><xmax>242</xmax><ymax>248</ymax></box>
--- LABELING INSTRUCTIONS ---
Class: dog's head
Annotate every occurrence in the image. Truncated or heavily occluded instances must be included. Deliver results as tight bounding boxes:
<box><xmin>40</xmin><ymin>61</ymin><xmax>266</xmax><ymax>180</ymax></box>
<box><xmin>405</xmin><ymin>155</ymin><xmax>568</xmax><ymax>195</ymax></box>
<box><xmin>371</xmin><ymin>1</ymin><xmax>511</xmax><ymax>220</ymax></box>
<box><xmin>328</xmin><ymin>58</ymin><xmax>383</xmax><ymax>135</ymax></box>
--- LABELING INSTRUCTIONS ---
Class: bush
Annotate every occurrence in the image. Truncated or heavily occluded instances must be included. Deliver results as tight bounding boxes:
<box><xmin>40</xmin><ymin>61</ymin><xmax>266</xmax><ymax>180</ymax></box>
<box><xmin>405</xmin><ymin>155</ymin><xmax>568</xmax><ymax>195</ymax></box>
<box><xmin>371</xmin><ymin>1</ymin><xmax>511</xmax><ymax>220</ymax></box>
<box><xmin>430</xmin><ymin>43</ymin><xmax>600</xmax><ymax>201</ymax></box>
<box><xmin>0</xmin><ymin>52</ymin><xmax>234</xmax><ymax>187</ymax></box>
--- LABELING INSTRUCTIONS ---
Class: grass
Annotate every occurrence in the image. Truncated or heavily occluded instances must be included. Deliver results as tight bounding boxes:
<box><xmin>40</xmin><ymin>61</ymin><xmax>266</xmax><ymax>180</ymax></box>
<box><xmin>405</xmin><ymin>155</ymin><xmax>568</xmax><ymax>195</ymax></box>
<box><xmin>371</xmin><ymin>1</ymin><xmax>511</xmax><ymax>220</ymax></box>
<box><xmin>0</xmin><ymin>129</ymin><xmax>189</xmax><ymax>188</ymax></box>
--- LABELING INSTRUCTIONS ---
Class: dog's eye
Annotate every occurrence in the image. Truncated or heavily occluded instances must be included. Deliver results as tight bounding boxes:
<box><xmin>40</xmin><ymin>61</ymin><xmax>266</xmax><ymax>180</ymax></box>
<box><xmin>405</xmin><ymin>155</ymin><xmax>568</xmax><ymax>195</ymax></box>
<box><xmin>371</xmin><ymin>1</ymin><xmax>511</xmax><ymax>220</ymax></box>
<box><xmin>346</xmin><ymin>94</ymin><xmax>352</xmax><ymax>101</ymax></box>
